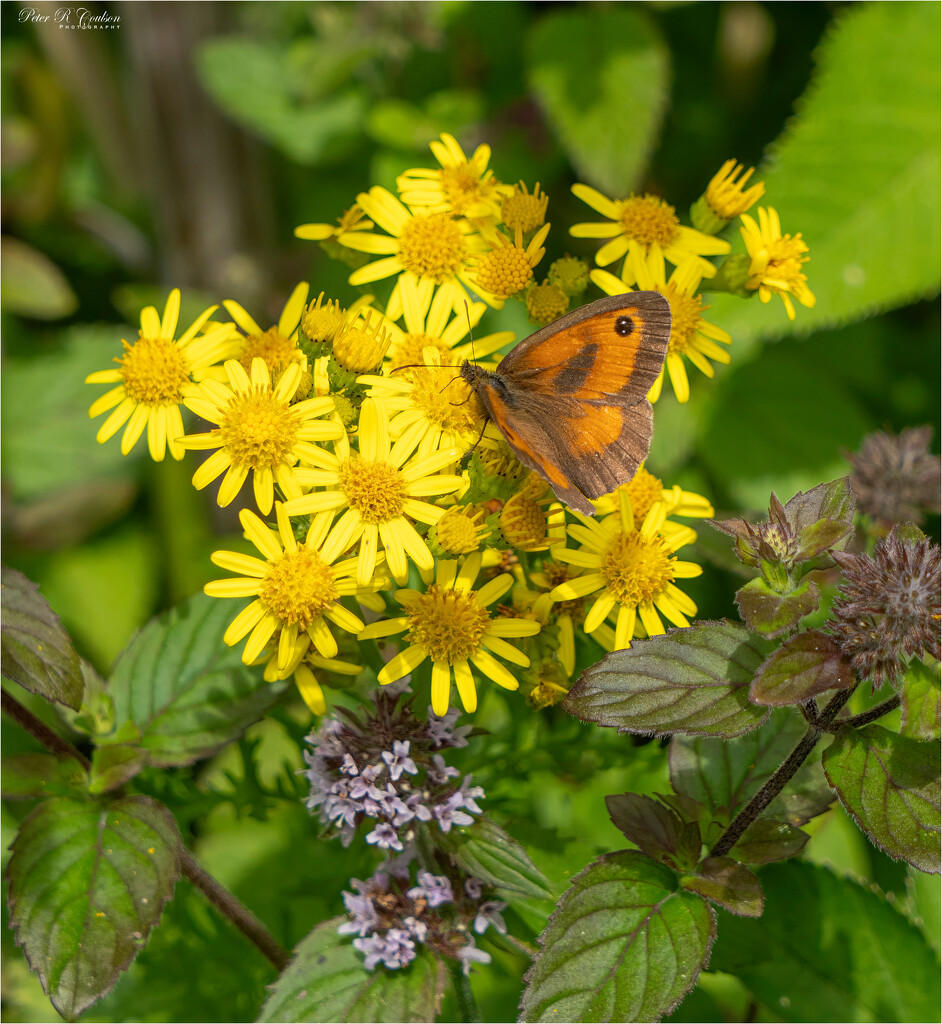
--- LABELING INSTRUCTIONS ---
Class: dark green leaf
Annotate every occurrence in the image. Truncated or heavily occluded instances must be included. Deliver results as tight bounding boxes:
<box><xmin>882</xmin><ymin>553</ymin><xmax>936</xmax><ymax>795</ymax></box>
<box><xmin>6</xmin><ymin>795</ymin><xmax>181</xmax><ymax>1019</ymax></box>
<box><xmin>89</xmin><ymin>744</ymin><xmax>147</xmax><ymax>795</ymax></box>
<box><xmin>711</xmin><ymin>860</ymin><xmax>941</xmax><ymax>1021</ymax></box>
<box><xmin>605</xmin><ymin>794</ymin><xmax>701</xmax><ymax>870</ymax></box>
<box><xmin>258</xmin><ymin>919</ymin><xmax>444</xmax><ymax>1023</ymax></box>
<box><xmin>526</xmin><ymin>8</ymin><xmax>669</xmax><ymax>195</ymax></box>
<box><xmin>730</xmin><ymin>819</ymin><xmax>809</xmax><ymax>865</ymax></box>
<box><xmin>566</xmin><ymin>620</ymin><xmax>774</xmax><ymax>738</ymax></box>
<box><xmin>437</xmin><ymin>815</ymin><xmax>554</xmax><ymax>901</ymax></box>
<box><xmin>0</xmin><ymin>236</ymin><xmax>77</xmax><ymax>319</ymax></box>
<box><xmin>1</xmin><ymin>753</ymin><xmax>87</xmax><ymax>799</ymax></box>
<box><xmin>783</xmin><ymin>478</ymin><xmax>856</xmax><ymax>537</ymax></box>
<box><xmin>520</xmin><ymin>851</ymin><xmax>714</xmax><ymax>1023</ymax></box>
<box><xmin>109</xmin><ymin>593</ymin><xmax>286</xmax><ymax>767</ymax></box>
<box><xmin>750</xmin><ymin>630</ymin><xmax>854</xmax><ymax>706</ymax></box>
<box><xmin>670</xmin><ymin>708</ymin><xmax>833</xmax><ymax>827</ymax></box>
<box><xmin>822</xmin><ymin>725</ymin><xmax>940</xmax><ymax>873</ymax></box>
<box><xmin>1</xmin><ymin>566</ymin><xmax>82</xmax><ymax>710</ymax></box>
<box><xmin>680</xmin><ymin>858</ymin><xmax>763</xmax><ymax>918</ymax></box>
<box><xmin>735</xmin><ymin>577</ymin><xmax>819</xmax><ymax>637</ymax></box>
<box><xmin>901</xmin><ymin>659</ymin><xmax>941</xmax><ymax>740</ymax></box>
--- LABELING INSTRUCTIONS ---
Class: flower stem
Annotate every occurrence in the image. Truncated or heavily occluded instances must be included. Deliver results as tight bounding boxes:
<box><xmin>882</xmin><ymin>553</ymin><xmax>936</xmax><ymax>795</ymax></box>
<box><xmin>1</xmin><ymin>688</ymin><xmax>290</xmax><ymax>971</ymax></box>
<box><xmin>447</xmin><ymin>957</ymin><xmax>481</xmax><ymax>1024</ymax></box>
<box><xmin>842</xmin><ymin>693</ymin><xmax>902</xmax><ymax>729</ymax></box>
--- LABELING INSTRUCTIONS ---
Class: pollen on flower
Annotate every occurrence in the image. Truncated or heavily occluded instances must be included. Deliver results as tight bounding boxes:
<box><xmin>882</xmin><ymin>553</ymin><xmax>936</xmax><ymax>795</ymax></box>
<box><xmin>433</xmin><ymin>505</ymin><xmax>489</xmax><ymax>555</ymax></box>
<box><xmin>405</xmin><ymin>584</ymin><xmax>489</xmax><ymax>663</ymax></box>
<box><xmin>217</xmin><ymin>388</ymin><xmax>300</xmax><ymax>469</ymax></box>
<box><xmin>302</xmin><ymin>293</ymin><xmax>347</xmax><ymax>343</ymax></box>
<box><xmin>333</xmin><ymin>311</ymin><xmax>391</xmax><ymax>373</ymax></box>
<box><xmin>407</xmin><ymin>368</ymin><xmax>484</xmax><ymax>433</ymax></box>
<box><xmin>624</xmin><ymin>468</ymin><xmax>665</xmax><ymax>525</ymax></box>
<box><xmin>500</xmin><ymin>492</ymin><xmax>547</xmax><ymax>550</ymax></box>
<box><xmin>525</xmin><ymin>282</ymin><xmax>568</xmax><ymax>325</ymax></box>
<box><xmin>119</xmin><ymin>335</ymin><xmax>190</xmax><ymax>404</ymax></box>
<box><xmin>547</xmin><ymin>255</ymin><xmax>590</xmax><ymax>297</ymax></box>
<box><xmin>397</xmin><ymin>213</ymin><xmax>468</xmax><ymax>282</ymax></box>
<box><xmin>501</xmin><ymin>182</ymin><xmax>548</xmax><ymax>234</ymax></box>
<box><xmin>389</xmin><ymin>332</ymin><xmax>451</xmax><ymax>372</ymax></box>
<box><xmin>474</xmin><ymin>243</ymin><xmax>536</xmax><ymax>298</ymax></box>
<box><xmin>240</xmin><ymin>327</ymin><xmax>298</xmax><ymax>378</ymax></box>
<box><xmin>619</xmin><ymin>195</ymin><xmax>679</xmax><ymax>247</ymax></box>
<box><xmin>601</xmin><ymin>532</ymin><xmax>675</xmax><ymax>607</ymax></box>
<box><xmin>339</xmin><ymin>457</ymin><xmax>407</xmax><ymax>523</ymax></box>
<box><xmin>258</xmin><ymin>547</ymin><xmax>339</xmax><ymax>629</ymax></box>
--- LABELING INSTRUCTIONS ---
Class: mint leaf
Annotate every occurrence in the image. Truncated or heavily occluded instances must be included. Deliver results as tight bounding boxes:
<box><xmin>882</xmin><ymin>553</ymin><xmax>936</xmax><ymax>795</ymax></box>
<box><xmin>901</xmin><ymin>659</ymin><xmax>941</xmax><ymax>740</ymax></box>
<box><xmin>1</xmin><ymin>753</ymin><xmax>87</xmax><ymax>799</ymax></box>
<box><xmin>88</xmin><ymin>744</ymin><xmax>147</xmax><ymax>795</ymax></box>
<box><xmin>680</xmin><ymin>857</ymin><xmax>764</xmax><ymax>918</ymax></box>
<box><xmin>606</xmin><ymin>793</ymin><xmax>701</xmax><ymax>870</ymax></box>
<box><xmin>730</xmin><ymin>819</ymin><xmax>809</xmax><ymax>865</ymax></box>
<box><xmin>750</xmin><ymin>630</ymin><xmax>854</xmax><ymax>706</ymax></box>
<box><xmin>735</xmin><ymin>577</ymin><xmax>819</xmax><ymax>637</ymax></box>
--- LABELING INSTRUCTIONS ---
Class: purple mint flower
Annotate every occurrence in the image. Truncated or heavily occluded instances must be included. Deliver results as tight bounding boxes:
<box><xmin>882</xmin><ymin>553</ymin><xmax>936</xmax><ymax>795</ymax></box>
<box><xmin>366</xmin><ymin>822</ymin><xmax>404</xmax><ymax>852</ymax></box>
<box><xmin>381</xmin><ymin>928</ymin><xmax>417</xmax><ymax>969</ymax></box>
<box><xmin>353</xmin><ymin>933</ymin><xmax>387</xmax><ymax>971</ymax></box>
<box><xmin>382</xmin><ymin>740</ymin><xmax>418</xmax><ymax>781</ymax></box>
<box><xmin>340</xmin><ymin>753</ymin><xmax>359</xmax><ymax>776</ymax></box>
<box><xmin>349</xmin><ymin>764</ymin><xmax>381</xmax><ymax>800</ymax></box>
<box><xmin>428</xmin><ymin>753</ymin><xmax>460</xmax><ymax>784</ymax></box>
<box><xmin>457</xmin><ymin>942</ymin><xmax>492</xmax><ymax>975</ymax></box>
<box><xmin>426</xmin><ymin>707</ymin><xmax>471</xmax><ymax>748</ymax></box>
<box><xmin>408</xmin><ymin>871</ymin><xmax>454</xmax><ymax>908</ymax></box>
<box><xmin>338</xmin><ymin>891</ymin><xmax>379</xmax><ymax>937</ymax></box>
<box><xmin>464</xmin><ymin>877</ymin><xmax>484</xmax><ymax>900</ymax></box>
<box><xmin>432</xmin><ymin>792</ymin><xmax>474</xmax><ymax>833</ymax></box>
<box><xmin>383</xmin><ymin>847</ymin><xmax>417</xmax><ymax>879</ymax></box>
<box><xmin>457</xmin><ymin>776</ymin><xmax>485</xmax><ymax>814</ymax></box>
<box><xmin>324</xmin><ymin>793</ymin><xmax>361</xmax><ymax>829</ymax></box>
<box><xmin>473</xmin><ymin>900</ymin><xmax>508</xmax><ymax>936</ymax></box>
<box><xmin>403</xmin><ymin>915</ymin><xmax>428</xmax><ymax>941</ymax></box>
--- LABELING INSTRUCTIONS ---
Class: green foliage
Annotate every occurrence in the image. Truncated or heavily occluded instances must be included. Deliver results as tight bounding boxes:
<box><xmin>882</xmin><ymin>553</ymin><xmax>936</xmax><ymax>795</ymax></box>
<box><xmin>900</xmin><ymin>659</ymin><xmax>941</xmax><ymax>741</ymax></box>
<box><xmin>0</xmin><ymin>237</ymin><xmax>77</xmax><ymax>319</ymax></box>
<box><xmin>750</xmin><ymin>630</ymin><xmax>854</xmax><ymax>705</ymax></box>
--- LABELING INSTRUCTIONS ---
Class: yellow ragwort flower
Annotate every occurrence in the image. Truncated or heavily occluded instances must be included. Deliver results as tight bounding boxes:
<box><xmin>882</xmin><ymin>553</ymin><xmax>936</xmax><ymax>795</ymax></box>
<box><xmin>525</xmin><ymin>280</ymin><xmax>569</xmax><ymax>325</ymax></box>
<box><xmin>295</xmin><ymin>204</ymin><xmax>373</xmax><ymax>243</ymax></box>
<box><xmin>593</xmin><ymin>251</ymin><xmax>733</xmax><ymax>404</ymax></box>
<box><xmin>550</xmin><ymin>490</ymin><xmax>702</xmax><ymax>650</ymax></box>
<box><xmin>332</xmin><ymin>309</ymin><xmax>392</xmax><ymax>374</ymax></box>
<box><xmin>570</xmin><ymin>184</ymin><xmax>730</xmax><ymax>285</ymax></box>
<box><xmin>593</xmin><ymin>466</ymin><xmax>715</xmax><ymax>524</ymax></box>
<box><xmin>86</xmin><ymin>289</ymin><xmax>238</xmax><ymax>461</ymax></box>
<box><xmin>472</xmin><ymin>224</ymin><xmax>551</xmax><ymax>299</ymax></box>
<box><xmin>205</xmin><ymin>503</ymin><xmax>378</xmax><ymax>672</ymax></box>
<box><xmin>501</xmin><ymin>182</ymin><xmax>549</xmax><ymax>234</ymax></box>
<box><xmin>430</xmin><ymin>504</ymin><xmax>491</xmax><ymax>556</ymax></box>
<box><xmin>397</xmin><ymin>132</ymin><xmax>512</xmax><ymax>222</ymax></box>
<box><xmin>179</xmin><ymin>357</ymin><xmax>343</xmax><ymax>515</ymax></box>
<box><xmin>740</xmin><ymin>206</ymin><xmax>816</xmax><ymax>321</ymax></box>
<box><xmin>224</xmin><ymin>282</ymin><xmax>310</xmax><ymax>385</ymax></box>
<box><xmin>359</xmin><ymin>551</ymin><xmax>541</xmax><ymax>715</ymax></box>
<box><xmin>691</xmin><ymin>159</ymin><xmax>766</xmax><ymax>234</ymax></box>
<box><xmin>284</xmin><ymin>398</ymin><xmax>465</xmax><ymax>586</ymax></box>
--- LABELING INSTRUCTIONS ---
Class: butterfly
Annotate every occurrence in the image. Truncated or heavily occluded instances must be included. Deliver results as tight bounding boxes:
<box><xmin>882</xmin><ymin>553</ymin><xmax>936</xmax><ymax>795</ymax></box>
<box><xmin>460</xmin><ymin>291</ymin><xmax>671</xmax><ymax>516</ymax></box>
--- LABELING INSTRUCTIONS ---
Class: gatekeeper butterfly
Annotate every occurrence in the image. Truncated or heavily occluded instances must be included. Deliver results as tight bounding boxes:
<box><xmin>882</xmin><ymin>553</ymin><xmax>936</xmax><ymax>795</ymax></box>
<box><xmin>460</xmin><ymin>291</ymin><xmax>671</xmax><ymax>516</ymax></box>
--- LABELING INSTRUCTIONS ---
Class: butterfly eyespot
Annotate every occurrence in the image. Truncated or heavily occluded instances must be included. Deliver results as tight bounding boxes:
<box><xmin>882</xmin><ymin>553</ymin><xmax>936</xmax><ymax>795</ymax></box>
<box><xmin>614</xmin><ymin>315</ymin><xmax>634</xmax><ymax>337</ymax></box>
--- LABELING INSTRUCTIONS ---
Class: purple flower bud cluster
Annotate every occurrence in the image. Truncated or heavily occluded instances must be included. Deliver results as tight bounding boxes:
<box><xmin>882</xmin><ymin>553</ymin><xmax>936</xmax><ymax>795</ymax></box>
<box><xmin>338</xmin><ymin>867</ymin><xmax>507</xmax><ymax>973</ymax></box>
<box><xmin>302</xmin><ymin>698</ymin><xmax>480</xmax><ymax>848</ymax></box>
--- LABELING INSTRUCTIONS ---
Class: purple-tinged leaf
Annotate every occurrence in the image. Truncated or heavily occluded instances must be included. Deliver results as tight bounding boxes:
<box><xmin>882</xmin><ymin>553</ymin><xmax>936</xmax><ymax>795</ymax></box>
<box><xmin>736</xmin><ymin>577</ymin><xmax>819</xmax><ymax>637</ymax></box>
<box><xmin>1</xmin><ymin>566</ymin><xmax>82</xmax><ymax>710</ymax></box>
<box><xmin>901</xmin><ymin>660</ymin><xmax>941</xmax><ymax>741</ymax></box>
<box><xmin>258</xmin><ymin>919</ymin><xmax>444</xmax><ymax>1023</ymax></box>
<box><xmin>750</xmin><ymin>630</ymin><xmax>854</xmax><ymax>706</ymax></box>
<box><xmin>680</xmin><ymin>857</ymin><xmax>764</xmax><ymax>917</ymax></box>
<box><xmin>1</xmin><ymin>753</ymin><xmax>87</xmax><ymax>799</ymax></box>
<box><xmin>605</xmin><ymin>794</ymin><xmax>701</xmax><ymax>870</ymax></box>
<box><xmin>783</xmin><ymin>478</ymin><xmax>856</xmax><ymax>536</ymax></box>
<box><xmin>566</xmin><ymin>620</ymin><xmax>773</xmax><ymax>738</ymax></box>
<box><xmin>5</xmin><ymin>795</ymin><xmax>181</xmax><ymax>1019</ymax></box>
<box><xmin>88</xmin><ymin>744</ymin><xmax>147</xmax><ymax>795</ymax></box>
<box><xmin>795</xmin><ymin>518</ymin><xmax>853</xmax><ymax>561</ymax></box>
<box><xmin>730</xmin><ymin>819</ymin><xmax>809</xmax><ymax>864</ymax></box>
<box><xmin>520</xmin><ymin>851</ymin><xmax>714</xmax><ymax>1023</ymax></box>
<box><xmin>822</xmin><ymin>725</ymin><xmax>940</xmax><ymax>873</ymax></box>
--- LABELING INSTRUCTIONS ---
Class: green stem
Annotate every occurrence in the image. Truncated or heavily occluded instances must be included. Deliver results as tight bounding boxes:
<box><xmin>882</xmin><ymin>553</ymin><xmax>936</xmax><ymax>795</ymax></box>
<box><xmin>447</xmin><ymin>956</ymin><xmax>481</xmax><ymax>1024</ymax></box>
<box><xmin>842</xmin><ymin>693</ymin><xmax>902</xmax><ymax>729</ymax></box>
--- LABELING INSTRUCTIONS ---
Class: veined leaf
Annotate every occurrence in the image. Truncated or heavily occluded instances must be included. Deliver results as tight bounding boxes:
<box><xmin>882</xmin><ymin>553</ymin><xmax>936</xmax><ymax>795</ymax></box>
<box><xmin>901</xmin><ymin>659</ymin><xmax>941</xmax><ymax>741</ymax></box>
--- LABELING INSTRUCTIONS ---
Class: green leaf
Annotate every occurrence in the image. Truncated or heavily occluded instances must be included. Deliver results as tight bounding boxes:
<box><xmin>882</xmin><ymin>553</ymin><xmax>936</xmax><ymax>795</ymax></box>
<box><xmin>705</xmin><ymin>1</ymin><xmax>941</xmax><ymax>346</ymax></box>
<box><xmin>670</xmin><ymin>708</ymin><xmax>833</xmax><ymax>827</ymax></box>
<box><xmin>566</xmin><ymin>620</ymin><xmax>774</xmax><ymax>738</ymax></box>
<box><xmin>750</xmin><ymin>630</ymin><xmax>854</xmax><ymax>706</ymax></box>
<box><xmin>526</xmin><ymin>8</ymin><xmax>669</xmax><ymax>195</ymax></box>
<box><xmin>258</xmin><ymin>919</ymin><xmax>444</xmax><ymax>1023</ymax></box>
<box><xmin>1</xmin><ymin>753</ymin><xmax>87</xmax><ymax>799</ymax></box>
<box><xmin>730</xmin><ymin>819</ymin><xmax>809</xmax><ymax>865</ymax></box>
<box><xmin>88</xmin><ymin>743</ymin><xmax>147</xmax><ymax>795</ymax></box>
<box><xmin>822</xmin><ymin>725</ymin><xmax>940</xmax><ymax>873</ymax></box>
<box><xmin>901</xmin><ymin>659</ymin><xmax>941</xmax><ymax>740</ymax></box>
<box><xmin>1</xmin><ymin>566</ymin><xmax>82</xmax><ymax>710</ymax></box>
<box><xmin>520</xmin><ymin>851</ymin><xmax>714</xmax><ymax>1023</ymax></box>
<box><xmin>735</xmin><ymin>577</ymin><xmax>820</xmax><ymax>637</ymax></box>
<box><xmin>605</xmin><ymin>793</ymin><xmax>701</xmax><ymax>870</ymax></box>
<box><xmin>710</xmin><ymin>860</ymin><xmax>941</xmax><ymax>1021</ymax></box>
<box><xmin>6</xmin><ymin>795</ymin><xmax>181</xmax><ymax>1019</ymax></box>
<box><xmin>109</xmin><ymin>593</ymin><xmax>286</xmax><ymax>767</ymax></box>
<box><xmin>0</xmin><ymin>236</ymin><xmax>77</xmax><ymax>319</ymax></box>
<box><xmin>680</xmin><ymin>857</ymin><xmax>764</xmax><ymax>918</ymax></box>
<box><xmin>783</xmin><ymin>478</ymin><xmax>856</xmax><ymax>538</ymax></box>
<box><xmin>436</xmin><ymin>815</ymin><xmax>554</xmax><ymax>901</ymax></box>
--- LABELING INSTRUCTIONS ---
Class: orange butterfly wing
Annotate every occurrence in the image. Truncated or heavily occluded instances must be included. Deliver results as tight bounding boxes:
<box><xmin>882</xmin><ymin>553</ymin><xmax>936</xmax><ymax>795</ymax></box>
<box><xmin>462</xmin><ymin>292</ymin><xmax>671</xmax><ymax>515</ymax></box>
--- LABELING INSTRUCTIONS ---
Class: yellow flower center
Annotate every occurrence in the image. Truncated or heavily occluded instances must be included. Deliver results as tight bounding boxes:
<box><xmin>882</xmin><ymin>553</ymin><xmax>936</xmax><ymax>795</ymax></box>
<box><xmin>333</xmin><ymin>316</ymin><xmax>390</xmax><ymax>373</ymax></box>
<box><xmin>501</xmin><ymin>183</ymin><xmax>548</xmax><ymax>233</ymax></box>
<box><xmin>405</xmin><ymin>583</ymin><xmax>489</xmax><ymax>663</ymax></box>
<box><xmin>618</xmin><ymin>195</ymin><xmax>679</xmax><ymax>247</ymax></box>
<box><xmin>434</xmin><ymin>505</ymin><xmax>486</xmax><ymax>555</ymax></box>
<box><xmin>663</xmin><ymin>283</ymin><xmax>707</xmax><ymax>355</ymax></box>
<box><xmin>217</xmin><ymin>387</ymin><xmax>300</xmax><ymax>470</ymax></box>
<box><xmin>259</xmin><ymin>547</ymin><xmax>339</xmax><ymax>629</ymax></box>
<box><xmin>389</xmin><ymin>332</ymin><xmax>451</xmax><ymax>372</ymax></box>
<box><xmin>500</xmin><ymin>492</ymin><xmax>547</xmax><ymax>550</ymax></box>
<box><xmin>440</xmin><ymin>165</ymin><xmax>487</xmax><ymax>216</ymax></box>
<box><xmin>548</xmin><ymin>255</ymin><xmax>589</xmax><ymax>296</ymax></box>
<box><xmin>397</xmin><ymin>213</ymin><xmax>468</xmax><ymax>282</ymax></box>
<box><xmin>408</xmin><ymin>367</ymin><xmax>484</xmax><ymax>435</ymax></box>
<box><xmin>475</xmin><ymin>245</ymin><xmax>534</xmax><ymax>298</ymax></box>
<box><xmin>240</xmin><ymin>327</ymin><xmax>298</xmax><ymax>377</ymax></box>
<box><xmin>478</xmin><ymin>439</ymin><xmax>528</xmax><ymax>485</ymax></box>
<box><xmin>752</xmin><ymin>236</ymin><xmax>810</xmax><ymax>290</ymax></box>
<box><xmin>526</xmin><ymin>282</ymin><xmax>569</xmax><ymax>325</ymax></box>
<box><xmin>302</xmin><ymin>298</ymin><xmax>345</xmax><ymax>342</ymax></box>
<box><xmin>601</xmin><ymin>530</ymin><xmax>675</xmax><ymax>607</ymax></box>
<box><xmin>339</xmin><ymin>457</ymin><xmax>406</xmax><ymax>523</ymax></box>
<box><xmin>623</xmin><ymin>467</ymin><xmax>664</xmax><ymax>525</ymax></box>
<box><xmin>119</xmin><ymin>335</ymin><xmax>190</xmax><ymax>405</ymax></box>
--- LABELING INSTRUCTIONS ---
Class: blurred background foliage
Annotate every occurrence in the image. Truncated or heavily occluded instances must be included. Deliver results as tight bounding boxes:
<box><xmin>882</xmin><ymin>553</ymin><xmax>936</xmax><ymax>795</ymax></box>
<box><xmin>1</xmin><ymin>2</ymin><xmax>938</xmax><ymax>1021</ymax></box>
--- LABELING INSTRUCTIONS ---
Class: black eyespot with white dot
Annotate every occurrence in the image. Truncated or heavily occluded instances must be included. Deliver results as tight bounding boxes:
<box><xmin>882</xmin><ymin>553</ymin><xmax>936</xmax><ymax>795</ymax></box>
<box><xmin>614</xmin><ymin>315</ymin><xmax>634</xmax><ymax>337</ymax></box>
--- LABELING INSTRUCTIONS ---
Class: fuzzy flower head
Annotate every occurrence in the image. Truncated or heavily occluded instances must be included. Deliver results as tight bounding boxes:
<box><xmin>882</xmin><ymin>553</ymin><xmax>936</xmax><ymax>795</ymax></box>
<box><xmin>570</xmin><ymin>184</ymin><xmax>730</xmax><ymax>285</ymax></box>
<box><xmin>86</xmin><ymin>289</ymin><xmax>238</xmax><ymax>461</ymax></box>
<box><xmin>205</xmin><ymin>503</ymin><xmax>379</xmax><ymax>675</ymax></box>
<box><xmin>179</xmin><ymin>357</ymin><xmax>343</xmax><ymax>515</ymax></box>
<box><xmin>360</xmin><ymin>551</ymin><xmax>542</xmax><ymax>715</ymax></box>
<box><xmin>740</xmin><ymin>206</ymin><xmax>815</xmax><ymax>320</ymax></box>
<box><xmin>828</xmin><ymin>528</ymin><xmax>941</xmax><ymax>689</ymax></box>
<box><xmin>593</xmin><ymin>251</ymin><xmax>732</xmax><ymax>404</ymax></box>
